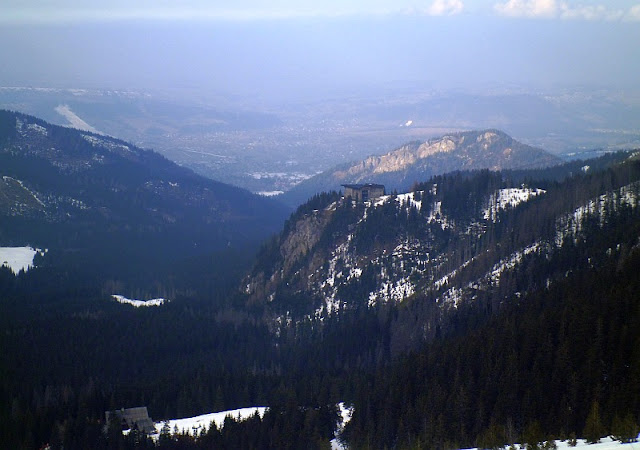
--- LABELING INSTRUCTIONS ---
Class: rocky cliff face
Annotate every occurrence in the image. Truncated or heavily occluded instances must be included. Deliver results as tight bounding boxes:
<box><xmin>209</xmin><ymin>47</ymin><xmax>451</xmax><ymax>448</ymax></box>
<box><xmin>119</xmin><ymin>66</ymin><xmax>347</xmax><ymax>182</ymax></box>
<box><xmin>339</xmin><ymin>130</ymin><xmax>558</xmax><ymax>182</ymax></box>
<box><xmin>245</xmin><ymin>207</ymin><xmax>334</xmax><ymax>305</ymax></box>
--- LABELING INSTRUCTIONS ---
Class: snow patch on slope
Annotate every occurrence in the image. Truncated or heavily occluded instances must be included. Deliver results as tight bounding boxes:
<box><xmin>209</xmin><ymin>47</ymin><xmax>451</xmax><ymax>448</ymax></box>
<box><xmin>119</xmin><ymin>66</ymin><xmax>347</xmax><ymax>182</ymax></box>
<box><xmin>375</xmin><ymin>191</ymin><xmax>447</xmax><ymax>228</ymax></box>
<box><xmin>555</xmin><ymin>181</ymin><xmax>640</xmax><ymax>247</ymax></box>
<box><xmin>439</xmin><ymin>181</ymin><xmax>640</xmax><ymax>310</ymax></box>
<box><xmin>313</xmin><ymin>193</ymin><xmax>450</xmax><ymax>314</ymax></box>
<box><xmin>484</xmin><ymin>187</ymin><xmax>546</xmax><ymax>221</ymax></box>
<box><xmin>489</xmin><ymin>243</ymin><xmax>540</xmax><ymax>285</ymax></box>
<box><xmin>0</xmin><ymin>246</ymin><xmax>46</xmax><ymax>274</ymax></box>
<box><xmin>368</xmin><ymin>277</ymin><xmax>415</xmax><ymax>307</ymax></box>
<box><xmin>155</xmin><ymin>407</ymin><xmax>267</xmax><ymax>437</ymax></box>
<box><xmin>433</xmin><ymin>256</ymin><xmax>477</xmax><ymax>290</ymax></box>
<box><xmin>395</xmin><ymin>192</ymin><xmax>423</xmax><ymax>211</ymax></box>
<box><xmin>331</xmin><ymin>402</ymin><xmax>354</xmax><ymax>450</ymax></box>
<box><xmin>15</xmin><ymin>117</ymin><xmax>47</xmax><ymax>137</ymax></box>
<box><xmin>83</xmin><ymin>134</ymin><xmax>131</xmax><ymax>154</ymax></box>
<box><xmin>27</xmin><ymin>122</ymin><xmax>48</xmax><ymax>136</ymax></box>
<box><xmin>463</xmin><ymin>436</ymin><xmax>640</xmax><ymax>450</ymax></box>
<box><xmin>112</xmin><ymin>295</ymin><xmax>168</xmax><ymax>307</ymax></box>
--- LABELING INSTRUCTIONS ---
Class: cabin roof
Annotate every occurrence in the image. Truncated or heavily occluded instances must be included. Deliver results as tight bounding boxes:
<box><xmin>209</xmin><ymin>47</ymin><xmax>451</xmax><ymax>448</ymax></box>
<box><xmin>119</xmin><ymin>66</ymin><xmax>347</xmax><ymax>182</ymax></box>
<box><xmin>341</xmin><ymin>183</ymin><xmax>385</xmax><ymax>190</ymax></box>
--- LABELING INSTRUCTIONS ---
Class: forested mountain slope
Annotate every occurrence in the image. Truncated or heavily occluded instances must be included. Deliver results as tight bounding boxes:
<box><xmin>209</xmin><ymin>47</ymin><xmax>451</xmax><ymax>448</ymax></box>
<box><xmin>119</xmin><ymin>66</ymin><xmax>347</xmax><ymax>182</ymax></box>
<box><xmin>0</xmin><ymin>110</ymin><xmax>289</xmax><ymax>291</ymax></box>
<box><xmin>344</xmin><ymin>233</ymin><xmax>640</xmax><ymax>448</ymax></box>
<box><xmin>247</xmin><ymin>153</ymin><xmax>640</xmax><ymax>348</ymax></box>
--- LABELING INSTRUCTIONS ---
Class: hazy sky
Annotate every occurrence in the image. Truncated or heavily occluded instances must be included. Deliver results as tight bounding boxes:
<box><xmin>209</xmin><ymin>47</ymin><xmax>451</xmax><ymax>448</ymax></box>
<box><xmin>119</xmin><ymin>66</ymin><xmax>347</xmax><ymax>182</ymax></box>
<box><xmin>1</xmin><ymin>0</ymin><xmax>638</xmax><ymax>99</ymax></box>
<box><xmin>2</xmin><ymin>0</ymin><xmax>640</xmax><ymax>22</ymax></box>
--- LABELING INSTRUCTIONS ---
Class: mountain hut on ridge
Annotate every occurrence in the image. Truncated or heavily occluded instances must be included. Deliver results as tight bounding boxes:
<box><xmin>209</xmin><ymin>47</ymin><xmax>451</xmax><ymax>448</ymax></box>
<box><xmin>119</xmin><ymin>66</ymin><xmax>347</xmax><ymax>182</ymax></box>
<box><xmin>341</xmin><ymin>183</ymin><xmax>385</xmax><ymax>203</ymax></box>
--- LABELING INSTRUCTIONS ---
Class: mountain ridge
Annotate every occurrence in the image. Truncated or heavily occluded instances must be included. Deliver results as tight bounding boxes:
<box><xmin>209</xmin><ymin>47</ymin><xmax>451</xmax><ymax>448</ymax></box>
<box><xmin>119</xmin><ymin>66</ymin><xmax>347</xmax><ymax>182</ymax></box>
<box><xmin>280</xmin><ymin>129</ymin><xmax>562</xmax><ymax>207</ymax></box>
<box><xmin>0</xmin><ymin>109</ymin><xmax>290</xmax><ymax>291</ymax></box>
<box><xmin>246</xmin><ymin>154</ymin><xmax>640</xmax><ymax>340</ymax></box>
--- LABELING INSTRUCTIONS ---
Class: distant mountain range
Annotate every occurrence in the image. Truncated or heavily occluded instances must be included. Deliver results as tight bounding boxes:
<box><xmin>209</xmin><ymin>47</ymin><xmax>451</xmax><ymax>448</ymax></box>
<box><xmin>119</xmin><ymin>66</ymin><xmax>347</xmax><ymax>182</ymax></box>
<box><xmin>0</xmin><ymin>110</ymin><xmax>289</xmax><ymax>289</ymax></box>
<box><xmin>280</xmin><ymin>129</ymin><xmax>562</xmax><ymax>207</ymax></box>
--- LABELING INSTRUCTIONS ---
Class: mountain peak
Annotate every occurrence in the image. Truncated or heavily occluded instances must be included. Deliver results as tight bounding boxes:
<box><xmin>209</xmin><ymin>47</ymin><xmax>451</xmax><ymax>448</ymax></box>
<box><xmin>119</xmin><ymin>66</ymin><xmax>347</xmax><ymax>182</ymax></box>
<box><xmin>362</xmin><ymin>129</ymin><xmax>550</xmax><ymax>177</ymax></box>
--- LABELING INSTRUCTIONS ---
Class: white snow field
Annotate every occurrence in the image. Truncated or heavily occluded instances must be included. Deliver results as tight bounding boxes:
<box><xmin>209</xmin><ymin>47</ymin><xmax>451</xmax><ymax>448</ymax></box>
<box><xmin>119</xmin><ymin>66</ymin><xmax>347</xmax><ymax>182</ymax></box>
<box><xmin>111</xmin><ymin>295</ymin><xmax>167</xmax><ymax>307</ymax></box>
<box><xmin>484</xmin><ymin>187</ymin><xmax>546</xmax><ymax>221</ymax></box>
<box><xmin>155</xmin><ymin>407</ymin><xmax>267</xmax><ymax>436</ymax></box>
<box><xmin>153</xmin><ymin>403</ymin><xmax>352</xmax><ymax>448</ymax></box>
<box><xmin>0</xmin><ymin>246</ymin><xmax>46</xmax><ymax>274</ymax></box>
<box><xmin>462</xmin><ymin>436</ymin><xmax>640</xmax><ymax>450</ymax></box>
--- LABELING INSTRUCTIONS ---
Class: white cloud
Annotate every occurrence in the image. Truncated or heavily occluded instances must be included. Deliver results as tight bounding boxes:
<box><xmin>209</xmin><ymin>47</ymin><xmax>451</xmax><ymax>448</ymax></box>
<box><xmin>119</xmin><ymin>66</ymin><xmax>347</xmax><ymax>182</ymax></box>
<box><xmin>494</xmin><ymin>0</ymin><xmax>557</xmax><ymax>18</ymax></box>
<box><xmin>626</xmin><ymin>4</ymin><xmax>640</xmax><ymax>21</ymax></box>
<box><xmin>560</xmin><ymin>4</ymin><xmax>625</xmax><ymax>20</ymax></box>
<box><xmin>427</xmin><ymin>0</ymin><xmax>464</xmax><ymax>16</ymax></box>
<box><xmin>494</xmin><ymin>0</ymin><xmax>636</xmax><ymax>21</ymax></box>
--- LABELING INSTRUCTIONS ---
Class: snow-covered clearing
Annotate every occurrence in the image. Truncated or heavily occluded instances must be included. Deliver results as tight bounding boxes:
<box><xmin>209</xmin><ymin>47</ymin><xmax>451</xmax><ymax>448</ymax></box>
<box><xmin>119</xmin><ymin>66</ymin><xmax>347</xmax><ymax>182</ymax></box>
<box><xmin>395</xmin><ymin>191</ymin><xmax>423</xmax><ymax>210</ymax></box>
<box><xmin>462</xmin><ymin>436</ymin><xmax>640</xmax><ymax>450</ymax></box>
<box><xmin>112</xmin><ymin>295</ymin><xmax>167</xmax><ymax>307</ymax></box>
<box><xmin>374</xmin><ymin>191</ymin><xmax>447</xmax><ymax>228</ymax></box>
<box><xmin>149</xmin><ymin>403</ymin><xmax>352</xmax><ymax>446</ymax></box>
<box><xmin>257</xmin><ymin>190</ymin><xmax>284</xmax><ymax>197</ymax></box>
<box><xmin>156</xmin><ymin>407</ymin><xmax>267</xmax><ymax>436</ymax></box>
<box><xmin>0</xmin><ymin>246</ymin><xmax>46</xmax><ymax>274</ymax></box>
<box><xmin>484</xmin><ymin>187</ymin><xmax>546</xmax><ymax>221</ymax></box>
<box><xmin>374</xmin><ymin>192</ymin><xmax>423</xmax><ymax>211</ymax></box>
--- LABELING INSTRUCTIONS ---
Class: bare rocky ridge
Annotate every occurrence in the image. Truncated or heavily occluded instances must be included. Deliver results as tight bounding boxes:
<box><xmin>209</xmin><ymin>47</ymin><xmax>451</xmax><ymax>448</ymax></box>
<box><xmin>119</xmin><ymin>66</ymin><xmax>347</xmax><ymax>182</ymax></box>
<box><xmin>335</xmin><ymin>130</ymin><xmax>559</xmax><ymax>181</ymax></box>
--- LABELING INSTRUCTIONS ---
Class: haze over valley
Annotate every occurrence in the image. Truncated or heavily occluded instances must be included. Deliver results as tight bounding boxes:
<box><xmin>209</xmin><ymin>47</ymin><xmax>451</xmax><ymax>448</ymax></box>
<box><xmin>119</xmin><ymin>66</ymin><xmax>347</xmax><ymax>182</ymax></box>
<box><xmin>2</xmin><ymin>84</ymin><xmax>640</xmax><ymax>196</ymax></box>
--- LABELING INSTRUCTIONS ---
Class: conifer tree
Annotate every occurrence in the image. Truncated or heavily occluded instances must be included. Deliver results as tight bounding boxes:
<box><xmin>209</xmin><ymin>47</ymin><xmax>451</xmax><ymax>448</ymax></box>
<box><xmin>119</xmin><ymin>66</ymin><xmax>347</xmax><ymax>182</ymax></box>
<box><xmin>583</xmin><ymin>400</ymin><xmax>604</xmax><ymax>444</ymax></box>
<box><xmin>522</xmin><ymin>421</ymin><xmax>544</xmax><ymax>450</ymax></box>
<box><xmin>611</xmin><ymin>412</ymin><xmax>639</xmax><ymax>443</ymax></box>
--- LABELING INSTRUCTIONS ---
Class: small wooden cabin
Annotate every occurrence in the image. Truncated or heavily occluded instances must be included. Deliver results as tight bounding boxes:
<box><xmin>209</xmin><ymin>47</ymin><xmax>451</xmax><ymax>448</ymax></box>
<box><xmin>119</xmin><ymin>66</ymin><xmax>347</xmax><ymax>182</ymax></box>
<box><xmin>105</xmin><ymin>407</ymin><xmax>156</xmax><ymax>434</ymax></box>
